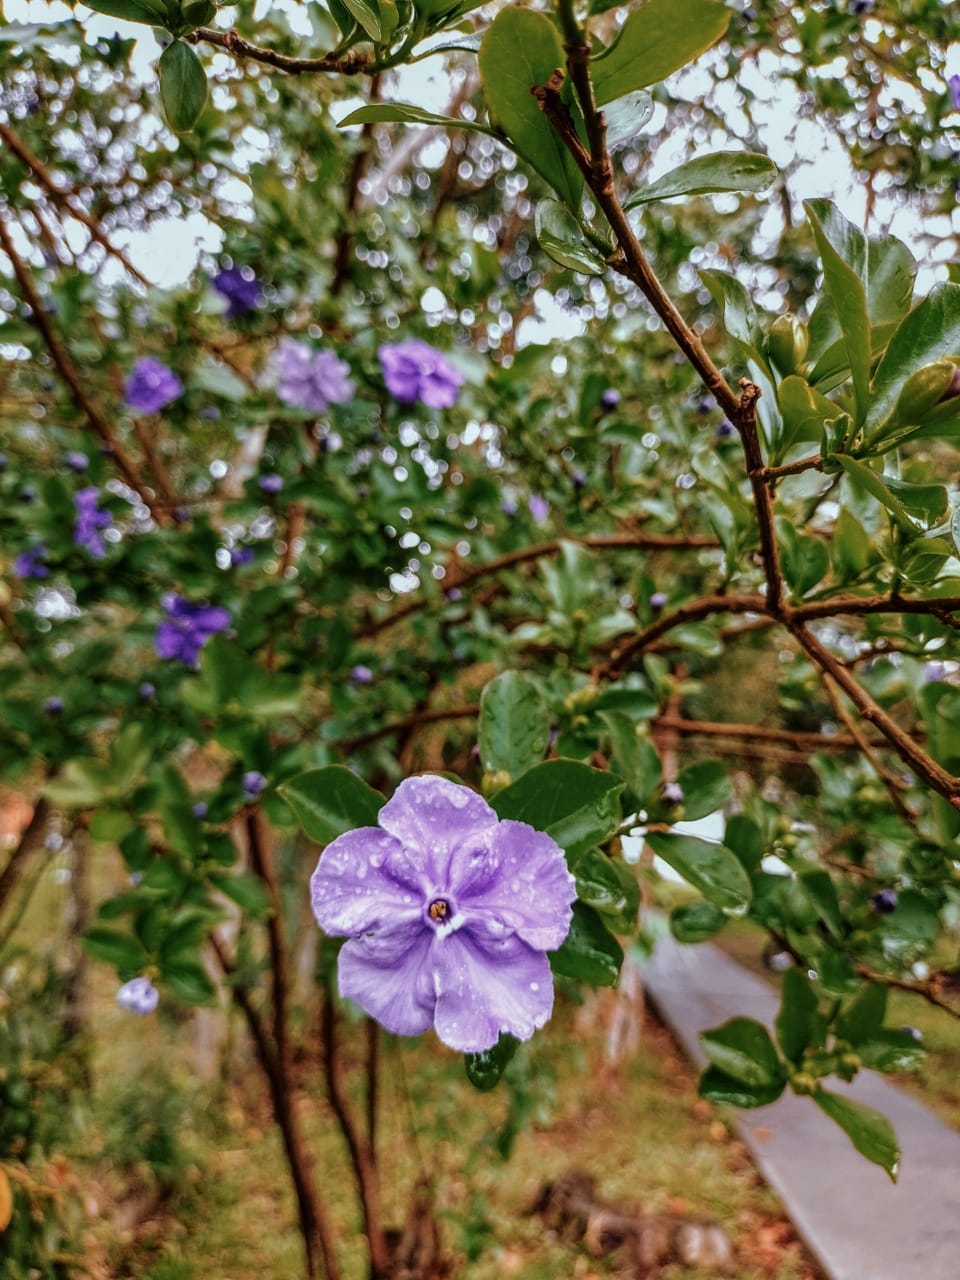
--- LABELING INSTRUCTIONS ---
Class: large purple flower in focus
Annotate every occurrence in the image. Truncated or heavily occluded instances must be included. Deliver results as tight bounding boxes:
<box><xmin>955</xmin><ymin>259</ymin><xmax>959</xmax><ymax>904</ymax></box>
<box><xmin>155</xmin><ymin>593</ymin><xmax>231</xmax><ymax>667</ymax></box>
<box><xmin>310</xmin><ymin>775</ymin><xmax>576</xmax><ymax>1052</ymax></box>
<box><xmin>73</xmin><ymin>487</ymin><xmax>110</xmax><ymax>558</ymax></box>
<box><xmin>379</xmin><ymin>339</ymin><xmax>464</xmax><ymax>409</ymax></box>
<box><xmin>124</xmin><ymin>357</ymin><xmax>184</xmax><ymax>414</ymax></box>
<box><xmin>213</xmin><ymin>266</ymin><xmax>262</xmax><ymax>318</ymax></box>
<box><xmin>271</xmin><ymin>339</ymin><xmax>355</xmax><ymax>413</ymax></box>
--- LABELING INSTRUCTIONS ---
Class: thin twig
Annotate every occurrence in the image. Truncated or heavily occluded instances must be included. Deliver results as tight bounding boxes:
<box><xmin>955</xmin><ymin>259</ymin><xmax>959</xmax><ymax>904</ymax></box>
<box><xmin>822</xmin><ymin>675</ymin><xmax>919</xmax><ymax>828</ymax></box>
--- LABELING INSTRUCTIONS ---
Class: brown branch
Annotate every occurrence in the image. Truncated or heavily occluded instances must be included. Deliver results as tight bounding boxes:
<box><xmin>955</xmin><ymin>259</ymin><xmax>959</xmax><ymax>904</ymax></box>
<box><xmin>597</xmin><ymin>593</ymin><xmax>766</xmax><ymax>679</ymax></box>
<box><xmin>245</xmin><ymin>808</ymin><xmax>290</xmax><ymax>1068</ymax></box>
<box><xmin>0</xmin><ymin>214</ymin><xmax>164</xmax><ymax>518</ymax></box>
<box><xmin>793</xmin><ymin>593</ymin><xmax>960</xmax><ymax>622</ymax></box>
<box><xmin>192</xmin><ymin>26</ymin><xmax>370</xmax><ymax>75</ymax></box>
<box><xmin>0</xmin><ymin>798</ymin><xmax>49</xmax><ymax>918</ymax></box>
<box><xmin>653</xmin><ymin>715</ymin><xmax>884</xmax><ymax>754</ymax></box>
<box><xmin>822</xmin><ymin>675</ymin><xmax>919</xmax><ymax>828</ymax></box>
<box><xmin>340</xmin><ymin>703</ymin><xmax>480</xmax><ymax>752</ymax></box>
<box><xmin>332</xmin><ymin>74</ymin><xmax>381</xmax><ymax>295</ymax></box>
<box><xmin>322</xmin><ymin>987</ymin><xmax>391</xmax><ymax>1278</ymax></box>
<box><xmin>854</xmin><ymin>961</ymin><xmax>960</xmax><ymax>1021</ymax></box>
<box><xmin>760</xmin><ymin>454</ymin><xmax>823</xmax><ymax>481</ymax></box>
<box><xmin>0</xmin><ymin>121</ymin><xmax>153</xmax><ymax>287</ymax></box>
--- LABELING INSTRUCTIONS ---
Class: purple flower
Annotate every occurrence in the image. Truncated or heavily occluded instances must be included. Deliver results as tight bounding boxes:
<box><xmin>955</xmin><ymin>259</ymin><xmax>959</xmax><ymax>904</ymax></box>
<box><xmin>271</xmin><ymin>339</ymin><xmax>354</xmax><ymax>413</ymax></box>
<box><xmin>242</xmin><ymin>770</ymin><xmax>267</xmax><ymax>798</ymax></box>
<box><xmin>230</xmin><ymin>546</ymin><xmax>254</xmax><ymax>566</ymax></box>
<box><xmin>13</xmin><ymin>545</ymin><xmax>49</xmax><ymax>579</ymax></box>
<box><xmin>258</xmin><ymin>473</ymin><xmax>284</xmax><ymax>495</ymax></box>
<box><xmin>715</xmin><ymin>419</ymin><xmax>736</xmax><ymax>439</ymax></box>
<box><xmin>351</xmin><ymin>664</ymin><xmax>373</xmax><ymax>685</ymax></box>
<box><xmin>116</xmin><ymin>976</ymin><xmax>159</xmax><ymax>1016</ymax></box>
<box><xmin>310</xmin><ymin>775</ymin><xmax>576</xmax><ymax>1052</ymax></box>
<box><xmin>64</xmin><ymin>450</ymin><xmax>89</xmax><ymax>471</ymax></box>
<box><xmin>138</xmin><ymin>682</ymin><xmax>156</xmax><ymax>702</ymax></box>
<box><xmin>379</xmin><ymin>339</ymin><xmax>464</xmax><ymax>409</ymax></box>
<box><xmin>650</xmin><ymin>591</ymin><xmax>667</xmax><ymax>611</ymax></box>
<box><xmin>73</xmin><ymin>487</ymin><xmax>111</xmax><ymax>558</ymax></box>
<box><xmin>528</xmin><ymin>495</ymin><xmax>549</xmax><ymax>523</ymax></box>
<box><xmin>663</xmin><ymin>781</ymin><xmax>684</xmax><ymax>805</ymax></box>
<box><xmin>870</xmin><ymin>889</ymin><xmax>898</xmax><ymax>915</ymax></box>
<box><xmin>950</xmin><ymin>75</ymin><xmax>960</xmax><ymax>112</ymax></box>
<box><xmin>600</xmin><ymin>388</ymin><xmax>621</xmax><ymax>410</ymax></box>
<box><xmin>212</xmin><ymin>266</ymin><xmax>262</xmax><ymax>318</ymax></box>
<box><xmin>124</xmin><ymin>357</ymin><xmax>183</xmax><ymax>414</ymax></box>
<box><xmin>155</xmin><ymin>593</ymin><xmax>231</xmax><ymax>667</ymax></box>
<box><xmin>192</xmin><ymin>800</ymin><xmax>209</xmax><ymax>819</ymax></box>
<box><xmin>44</xmin><ymin>696</ymin><xmax>64</xmax><ymax>716</ymax></box>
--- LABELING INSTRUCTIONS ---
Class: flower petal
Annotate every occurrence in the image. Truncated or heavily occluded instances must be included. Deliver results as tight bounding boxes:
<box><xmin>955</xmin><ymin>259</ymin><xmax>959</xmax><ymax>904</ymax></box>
<box><xmin>310</xmin><ymin>827</ymin><xmax>424</xmax><ymax>936</ymax></box>
<box><xmin>378</xmin><ymin>776</ymin><xmax>498</xmax><ymax>886</ymax></box>
<box><xmin>338</xmin><ymin>922</ymin><xmax>435</xmax><ymax>1037</ymax></box>
<box><xmin>454</xmin><ymin>820</ymin><xmax>575</xmax><ymax>952</ymax></box>
<box><xmin>432</xmin><ymin>924</ymin><xmax>554</xmax><ymax>1052</ymax></box>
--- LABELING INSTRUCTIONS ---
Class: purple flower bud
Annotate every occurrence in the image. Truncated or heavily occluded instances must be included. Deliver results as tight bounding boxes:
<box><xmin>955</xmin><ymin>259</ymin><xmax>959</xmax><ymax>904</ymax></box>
<box><xmin>501</xmin><ymin>495</ymin><xmax>518</xmax><ymax>516</ymax></box>
<box><xmin>950</xmin><ymin>74</ymin><xmax>960</xmax><ymax>112</ymax></box>
<box><xmin>212</xmin><ymin>265</ymin><xmax>262</xmax><ymax>318</ymax></box>
<box><xmin>138</xmin><ymin>682</ymin><xmax>156</xmax><ymax>702</ymax></box>
<box><xmin>123</xmin><ymin>357</ymin><xmax>183</xmax><ymax>414</ymax></box>
<box><xmin>379</xmin><ymin>339</ymin><xmax>464</xmax><ymax>409</ymax></box>
<box><xmin>192</xmin><ymin>801</ymin><xmax>209</xmax><ymax>819</ymax></box>
<box><xmin>258</xmin><ymin>473</ymin><xmax>284</xmax><ymax>495</ymax></box>
<box><xmin>528</xmin><ymin>495</ymin><xmax>549</xmax><ymax>523</ymax></box>
<box><xmin>13</xmin><ymin>545</ymin><xmax>49</xmax><ymax>580</ymax></box>
<box><xmin>243</xmin><ymin>770</ymin><xmax>267</xmax><ymax>798</ymax></box>
<box><xmin>19</xmin><ymin>486</ymin><xmax>36</xmax><ymax>503</ymax></box>
<box><xmin>351</xmin><ymin>664</ymin><xmax>373</xmax><ymax>685</ymax></box>
<box><xmin>444</xmin><ymin>587</ymin><xmax>463</xmax><ymax>603</ymax></box>
<box><xmin>572</xmin><ymin>469</ymin><xmax>587</xmax><ymax>490</ymax></box>
<box><xmin>44</xmin><ymin>696</ymin><xmax>64</xmax><ymax>716</ymax></box>
<box><xmin>650</xmin><ymin>591</ymin><xmax>667</xmax><ymax>610</ymax></box>
<box><xmin>173</xmin><ymin>507</ymin><xmax>192</xmax><ymax>524</ymax></box>
<box><xmin>600</xmin><ymin>388</ymin><xmax>621</xmax><ymax>411</ymax></box>
<box><xmin>870</xmin><ymin>888</ymin><xmax>898</xmax><ymax>915</ymax></box>
<box><xmin>271</xmin><ymin>339</ymin><xmax>354</xmax><ymax>413</ymax></box>
<box><xmin>715</xmin><ymin>419</ymin><xmax>735</xmax><ymax>439</ymax></box>
<box><xmin>116</xmin><ymin>976</ymin><xmax>159</xmax><ymax>1016</ymax></box>
<box><xmin>230</xmin><ymin>546</ymin><xmax>254</xmax><ymax>566</ymax></box>
<box><xmin>64</xmin><ymin>450</ymin><xmax>89</xmax><ymax>471</ymax></box>
<box><xmin>73</xmin><ymin>486</ymin><xmax>111</xmax><ymax>558</ymax></box>
<box><xmin>901</xmin><ymin>1025</ymin><xmax>923</xmax><ymax>1042</ymax></box>
<box><xmin>663</xmin><ymin>781</ymin><xmax>684</xmax><ymax>805</ymax></box>
<box><xmin>0</xmin><ymin>453</ymin><xmax>7</xmax><ymax>471</ymax></box>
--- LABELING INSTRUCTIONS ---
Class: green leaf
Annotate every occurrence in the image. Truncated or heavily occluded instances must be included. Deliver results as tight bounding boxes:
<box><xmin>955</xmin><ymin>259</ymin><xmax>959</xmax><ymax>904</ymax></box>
<box><xmin>164</xmin><ymin>961</ymin><xmax>217</xmax><ymax>1006</ymax></box>
<box><xmin>700</xmin><ymin>1016</ymin><xmax>785</xmax><ymax>1087</ymax></box>
<box><xmin>339</xmin><ymin>0</ymin><xmax>384</xmax><ymax>40</ymax></box>
<box><xmin>813</xmin><ymin>1089</ymin><xmax>900</xmax><ymax>1180</ymax></box>
<box><xmin>864</xmin><ymin>283</ymin><xmax>960</xmax><ymax>441</ymax></box>
<box><xmin>280</xmin><ymin>766</ymin><xmax>385</xmax><ymax>844</ymax></box>
<box><xmin>867</xmin><ymin>232</ymin><xmax>916</xmax><ymax>327</ymax></box>
<box><xmin>534</xmin><ymin>199</ymin><xmax>607</xmax><ymax>276</ymax></box>
<box><xmin>675</xmin><ymin>760</ymin><xmax>732</xmax><ymax>821</ymax></box>
<box><xmin>698</xmin><ymin>267</ymin><xmax>767</xmax><ymax>369</ymax></box>
<box><xmin>833</xmin><ymin>455</ymin><xmax>917</xmax><ymax>533</ymax></box>
<box><xmin>804</xmin><ymin>200</ymin><xmax>871</xmax><ymax>424</ymax></box>
<box><xmin>109</xmin><ymin>723</ymin><xmax>152</xmax><ymax>792</ymax></box>
<box><xmin>799</xmin><ymin>869</ymin><xmax>843</xmax><ymax>938</ymax></box>
<box><xmin>158</xmin><ymin>41</ymin><xmax>208</xmax><ymax>133</ymax></box>
<box><xmin>549</xmin><ymin>901</ymin><xmax>623</xmax><ymax>987</ymax></box>
<box><xmin>464</xmin><ymin>1033</ymin><xmax>519</xmax><ymax>1090</ymax></box>
<box><xmin>478</xmin><ymin>10</ymin><xmax>582</xmax><ymax>208</ymax></box>
<box><xmin>669</xmin><ymin>900</ymin><xmax>727</xmax><ymax>943</ymax></box>
<box><xmin>82</xmin><ymin>0</ymin><xmax>168</xmax><ymax>22</ymax></box>
<box><xmin>775</xmin><ymin>375</ymin><xmax>843</xmax><ymax>462</ymax></box>
<box><xmin>479</xmin><ymin>671</ymin><xmax>550</xmax><ymax>780</ymax></box>
<box><xmin>776</xmin><ymin>518</ymin><xmax>829</xmax><ymax>597</ymax></box>
<box><xmin>776</xmin><ymin>969</ymin><xmax>819</xmax><ymax>1063</ymax></box>
<box><xmin>574</xmin><ymin>850</ymin><xmax>639</xmax><ymax>931</ymax></box>
<box><xmin>592</xmin><ymin>0</ymin><xmax>730</xmax><ymax>106</ymax></box>
<box><xmin>858</xmin><ymin>1030</ymin><xmax>925</xmax><ymax>1074</ymax></box>
<box><xmin>44</xmin><ymin>759</ymin><xmax>113</xmax><ymax>808</ymax></box>
<box><xmin>83</xmin><ymin>926</ymin><xmax>147</xmax><ymax>971</ymax></box>
<box><xmin>699</xmin><ymin>1064</ymin><xmax>786</xmax><ymax>1108</ymax></box>
<box><xmin>338</xmin><ymin>102</ymin><xmax>496</xmax><ymax>135</ymax></box>
<box><xmin>647</xmin><ymin>832</ymin><xmax>752</xmax><ymax>912</ymax></box>
<box><xmin>836</xmin><ymin>983</ymin><xmax>887</xmax><ymax>1044</ymax></box>
<box><xmin>88</xmin><ymin>810</ymin><xmax>137</xmax><ymax>843</ymax></box>
<box><xmin>602</xmin><ymin>90</ymin><xmax>654</xmax><ymax>149</ymax></box>
<box><xmin>624</xmin><ymin>151</ymin><xmax>776</xmax><ymax>210</ymax></box>
<box><xmin>831</xmin><ymin>507</ymin><xmax>872</xmax><ymax>579</ymax></box>
<box><xmin>723</xmin><ymin>814</ymin><xmax>763</xmax><ymax>875</ymax></box>
<box><xmin>210</xmin><ymin>871</ymin><xmax>271</xmax><ymax>916</ymax></box>
<box><xmin>599</xmin><ymin>710</ymin><xmax>662</xmax><ymax>805</ymax></box>
<box><xmin>492</xmin><ymin>760</ymin><xmax>623</xmax><ymax>867</ymax></box>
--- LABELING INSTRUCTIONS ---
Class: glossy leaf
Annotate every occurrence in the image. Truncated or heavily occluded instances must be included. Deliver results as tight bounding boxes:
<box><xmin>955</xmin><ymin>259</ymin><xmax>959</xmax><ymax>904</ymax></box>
<box><xmin>339</xmin><ymin>0</ymin><xmax>385</xmax><ymax>40</ymax></box>
<box><xmin>858</xmin><ymin>1030</ymin><xmax>926</xmax><ymax>1074</ymax></box>
<box><xmin>575</xmin><ymin>849</ymin><xmax>639</xmax><ymax>931</ymax></box>
<box><xmin>493</xmin><ymin>760</ymin><xmax>623</xmax><ymax>867</ymax></box>
<box><xmin>776</xmin><ymin>969</ymin><xmax>819</xmax><ymax>1063</ymax></box>
<box><xmin>592</xmin><ymin>0</ymin><xmax>730</xmax><ymax>106</ymax></box>
<box><xmin>699</xmin><ymin>1064</ymin><xmax>786</xmax><ymax>1108</ymax></box>
<box><xmin>535</xmin><ymin>200</ymin><xmax>607</xmax><ymax>276</ymax></box>
<box><xmin>603</xmin><ymin>90</ymin><xmax>655</xmax><ymax>149</ymax></box>
<box><xmin>478</xmin><ymin>10</ymin><xmax>582</xmax><ymax>208</ymax></box>
<box><xmin>478</xmin><ymin>671</ymin><xmax>550</xmax><ymax>780</ymax></box>
<box><xmin>158</xmin><ymin>41</ymin><xmax>208</xmax><ymax>133</ymax></box>
<box><xmin>647</xmin><ymin>832</ymin><xmax>752</xmax><ymax>911</ymax></box>
<box><xmin>82</xmin><ymin>0</ymin><xmax>168</xmax><ymax>22</ymax></box>
<box><xmin>775</xmin><ymin>375</ymin><xmax>842</xmax><ymax>462</ymax></box>
<box><xmin>280</xmin><ymin>766</ymin><xmax>385</xmax><ymax>844</ymax></box>
<box><xmin>700</xmin><ymin>1017</ymin><xmax>785</xmax><ymax>1087</ymax></box>
<box><xmin>83</xmin><ymin>926</ymin><xmax>147</xmax><ymax>971</ymax></box>
<box><xmin>674</xmin><ymin>760</ymin><xmax>731</xmax><ymax>821</ymax></box>
<box><xmin>670</xmin><ymin>900</ymin><xmax>727</xmax><ymax>943</ymax></box>
<box><xmin>549</xmin><ymin>901</ymin><xmax>623</xmax><ymax>987</ymax></box>
<box><xmin>624</xmin><ymin>151</ymin><xmax>776</xmax><ymax>210</ymax></box>
<box><xmin>339</xmin><ymin>103</ymin><xmax>495</xmax><ymax>135</ymax></box>
<box><xmin>799</xmin><ymin>869</ymin><xmax>843</xmax><ymax>938</ymax></box>
<box><xmin>600</xmin><ymin>709</ymin><xmax>662</xmax><ymax>804</ymax></box>
<box><xmin>804</xmin><ymin>200</ymin><xmax>870</xmax><ymax>424</ymax></box>
<box><xmin>813</xmin><ymin>1089</ymin><xmax>900</xmax><ymax>1180</ymax></box>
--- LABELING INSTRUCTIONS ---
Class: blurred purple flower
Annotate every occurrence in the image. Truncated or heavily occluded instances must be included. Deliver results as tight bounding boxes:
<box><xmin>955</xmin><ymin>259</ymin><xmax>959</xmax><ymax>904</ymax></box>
<box><xmin>116</xmin><ymin>976</ymin><xmax>159</xmax><ymax>1016</ymax></box>
<box><xmin>870</xmin><ymin>888</ymin><xmax>898</xmax><ymax>915</ymax></box>
<box><xmin>230</xmin><ymin>546</ymin><xmax>254</xmax><ymax>566</ymax></box>
<box><xmin>650</xmin><ymin>591</ymin><xmax>667</xmax><ymax>610</ymax></box>
<box><xmin>73</xmin><ymin>487</ymin><xmax>111</xmax><ymax>558</ymax></box>
<box><xmin>663</xmin><ymin>781</ymin><xmax>684</xmax><ymax>805</ymax></box>
<box><xmin>64</xmin><ymin>450</ymin><xmax>89</xmax><ymax>471</ymax></box>
<box><xmin>715</xmin><ymin>419</ymin><xmax>736</xmax><ymax>440</ymax></box>
<box><xmin>528</xmin><ymin>495</ymin><xmax>549</xmax><ymax>523</ymax></box>
<box><xmin>213</xmin><ymin>266</ymin><xmax>262</xmax><ymax>318</ymax></box>
<box><xmin>258</xmin><ymin>473</ymin><xmax>284</xmax><ymax>494</ymax></box>
<box><xmin>951</xmin><ymin>75</ymin><xmax>960</xmax><ymax>111</ymax></box>
<box><xmin>44</xmin><ymin>696</ymin><xmax>64</xmax><ymax>716</ymax></box>
<box><xmin>192</xmin><ymin>800</ymin><xmax>209</xmax><ymax>819</ymax></box>
<box><xmin>243</xmin><ymin>770</ymin><xmax>267</xmax><ymax>798</ymax></box>
<box><xmin>600</xmin><ymin>387</ymin><xmax>621</xmax><ymax>410</ymax></box>
<box><xmin>350</xmin><ymin>664</ymin><xmax>373</xmax><ymax>684</ymax></box>
<box><xmin>271</xmin><ymin>339</ymin><xmax>354</xmax><ymax>413</ymax></box>
<box><xmin>138</xmin><ymin>682</ymin><xmax>156</xmax><ymax>702</ymax></box>
<box><xmin>379</xmin><ymin>339</ymin><xmax>464</xmax><ymax>409</ymax></box>
<box><xmin>155</xmin><ymin>593</ymin><xmax>231</xmax><ymax>667</ymax></box>
<box><xmin>13</xmin><ymin>545</ymin><xmax>49</xmax><ymax>579</ymax></box>
<box><xmin>124</xmin><ymin>357</ymin><xmax>183</xmax><ymax>414</ymax></box>
<box><xmin>310</xmin><ymin>775</ymin><xmax>576</xmax><ymax>1052</ymax></box>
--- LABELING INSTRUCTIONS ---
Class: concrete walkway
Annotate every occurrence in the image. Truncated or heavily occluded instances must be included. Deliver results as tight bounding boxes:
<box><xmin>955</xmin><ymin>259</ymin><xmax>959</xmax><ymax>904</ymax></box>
<box><xmin>642</xmin><ymin>935</ymin><xmax>960</xmax><ymax>1280</ymax></box>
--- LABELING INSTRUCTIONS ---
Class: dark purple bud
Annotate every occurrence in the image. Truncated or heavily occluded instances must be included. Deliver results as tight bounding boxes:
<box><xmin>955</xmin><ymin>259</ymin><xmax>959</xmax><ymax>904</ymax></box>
<box><xmin>64</xmin><ymin>451</ymin><xmax>89</xmax><ymax>471</ymax></box>
<box><xmin>44</xmin><ymin>696</ymin><xmax>64</xmax><ymax>716</ymax></box>
<box><xmin>870</xmin><ymin>888</ymin><xmax>898</xmax><ymax>915</ymax></box>
<box><xmin>192</xmin><ymin>801</ymin><xmax>209</xmax><ymax>819</ymax></box>
<box><xmin>650</xmin><ymin>591</ymin><xmax>667</xmax><ymax>610</ymax></box>
<box><xmin>600</xmin><ymin>388</ymin><xmax>621</xmax><ymax>411</ymax></box>
<box><xmin>444</xmin><ymin>587</ymin><xmax>463</xmax><ymax>603</ymax></box>
<box><xmin>230</xmin><ymin>547</ymin><xmax>254</xmax><ymax>566</ymax></box>
<box><xmin>351</xmin><ymin>664</ymin><xmax>373</xmax><ymax>685</ymax></box>
<box><xmin>697</xmin><ymin>397</ymin><xmax>713</xmax><ymax>415</ymax></box>
<box><xmin>663</xmin><ymin>781</ymin><xmax>684</xmax><ymax>805</ymax></box>
<box><xmin>950</xmin><ymin>74</ymin><xmax>960</xmax><ymax>112</ymax></box>
<box><xmin>242</xmin><ymin>770</ymin><xmax>267</xmax><ymax>798</ymax></box>
<box><xmin>900</xmin><ymin>1025</ymin><xmax>923</xmax><ymax>1042</ymax></box>
<box><xmin>19</xmin><ymin>486</ymin><xmax>36</xmax><ymax>503</ymax></box>
<box><xmin>851</xmin><ymin>0</ymin><xmax>873</xmax><ymax>13</ymax></box>
<box><xmin>138</xmin><ymin>682</ymin><xmax>156</xmax><ymax>702</ymax></box>
<box><xmin>173</xmin><ymin>507</ymin><xmax>192</xmax><ymax>524</ymax></box>
<box><xmin>715</xmin><ymin>419</ymin><xmax>735</xmax><ymax>439</ymax></box>
<box><xmin>258</xmin><ymin>473</ymin><xmax>284</xmax><ymax>495</ymax></box>
<box><xmin>572</xmin><ymin>469</ymin><xmax>586</xmax><ymax>490</ymax></box>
